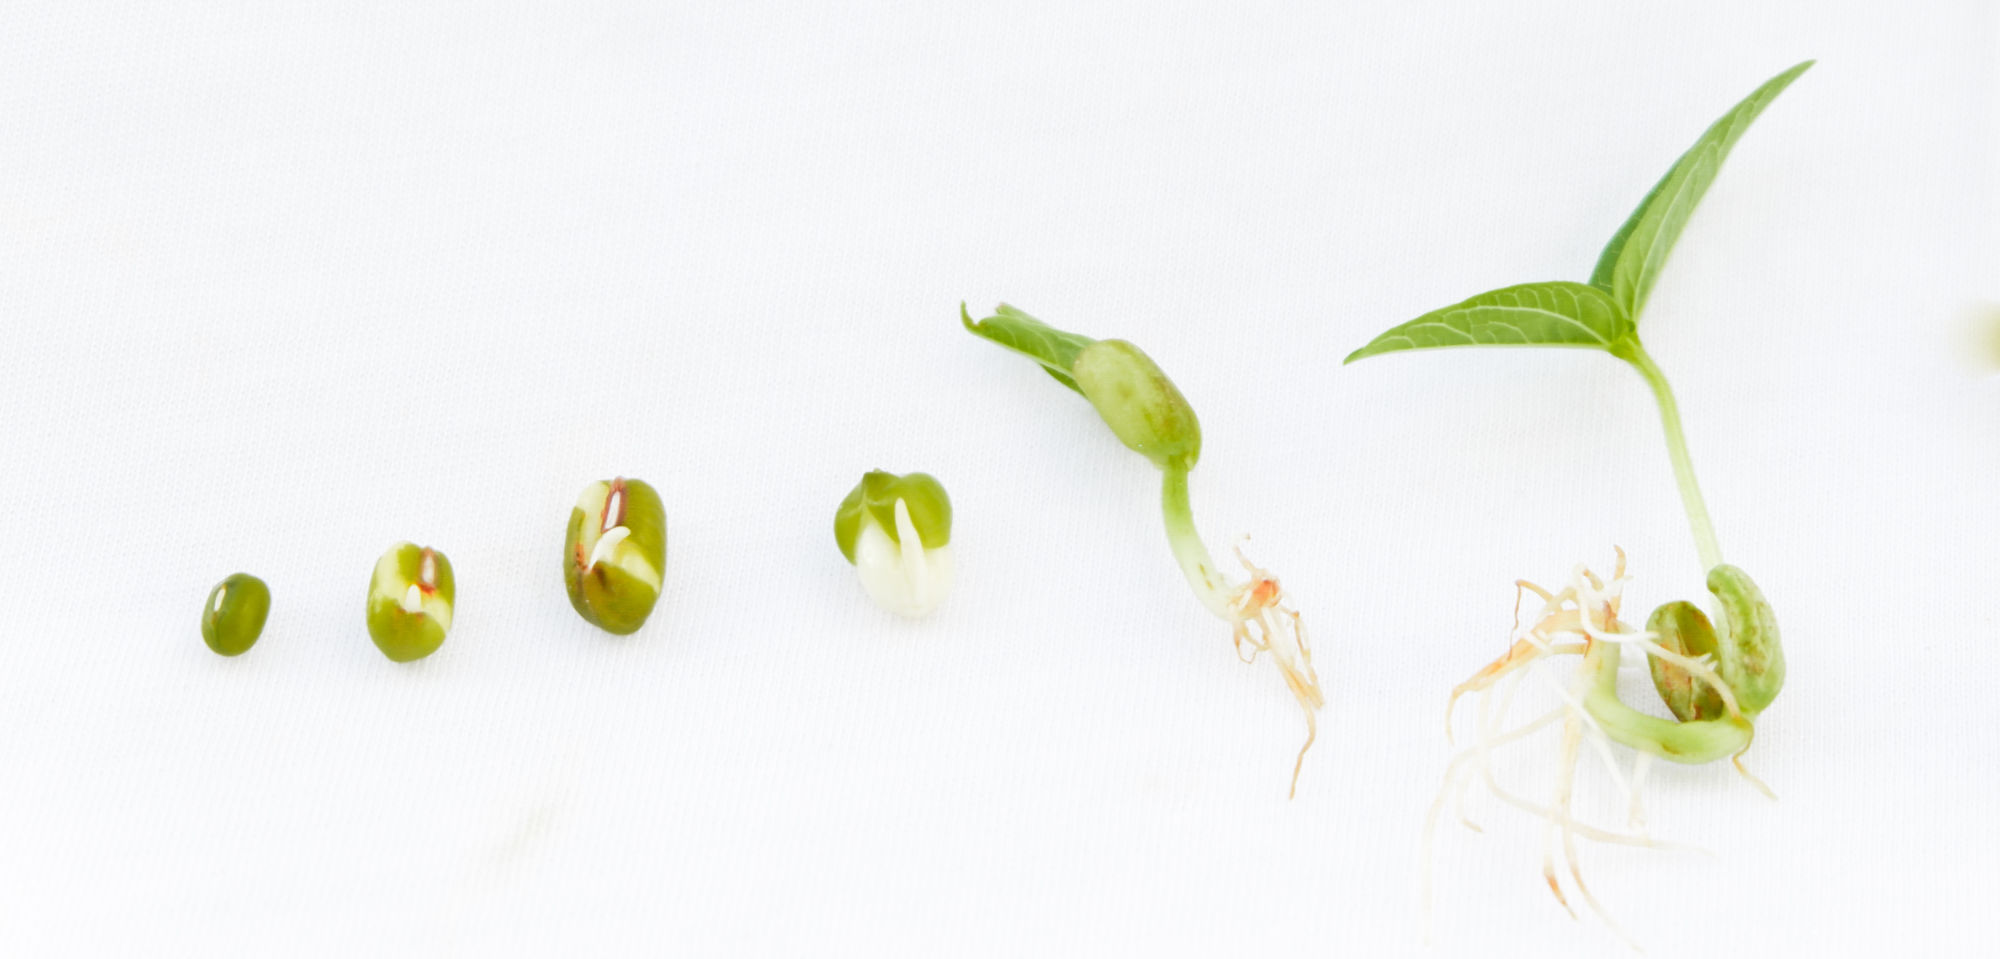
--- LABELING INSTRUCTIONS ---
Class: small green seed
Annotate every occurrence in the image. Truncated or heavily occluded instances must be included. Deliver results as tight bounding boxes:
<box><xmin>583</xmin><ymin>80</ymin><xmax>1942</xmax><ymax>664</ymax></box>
<box><xmin>201</xmin><ymin>573</ymin><xmax>270</xmax><ymax>657</ymax></box>
<box><xmin>1645</xmin><ymin>599</ymin><xmax>1726</xmax><ymax>722</ymax></box>
<box><xmin>366</xmin><ymin>542</ymin><xmax>455</xmax><ymax>662</ymax></box>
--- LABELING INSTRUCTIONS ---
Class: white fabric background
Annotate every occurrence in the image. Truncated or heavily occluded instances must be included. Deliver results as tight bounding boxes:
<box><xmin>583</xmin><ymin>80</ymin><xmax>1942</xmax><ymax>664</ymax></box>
<box><xmin>1</xmin><ymin>2</ymin><xmax>1992</xmax><ymax>955</ymax></box>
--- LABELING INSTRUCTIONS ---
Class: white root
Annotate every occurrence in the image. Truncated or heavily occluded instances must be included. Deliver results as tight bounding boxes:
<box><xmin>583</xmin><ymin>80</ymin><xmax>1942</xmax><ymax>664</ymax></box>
<box><xmin>1225</xmin><ymin>545</ymin><xmax>1322</xmax><ymax>800</ymax></box>
<box><xmin>1424</xmin><ymin>551</ymin><xmax>1749</xmax><ymax>950</ymax></box>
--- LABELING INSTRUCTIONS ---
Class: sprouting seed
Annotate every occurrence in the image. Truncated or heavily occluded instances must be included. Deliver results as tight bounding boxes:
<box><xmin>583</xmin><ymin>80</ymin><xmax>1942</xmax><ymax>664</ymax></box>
<box><xmin>201</xmin><ymin>572</ymin><xmax>270</xmax><ymax>657</ymax></box>
<box><xmin>963</xmin><ymin>304</ymin><xmax>1322</xmax><ymax>797</ymax></box>
<box><xmin>834</xmin><ymin>470</ymin><xmax>954</xmax><ymax>618</ymax></box>
<box><xmin>564</xmin><ymin>477</ymin><xmax>668</xmax><ymax>635</ymax></box>
<box><xmin>366</xmin><ymin>542</ymin><xmax>455</xmax><ymax>662</ymax></box>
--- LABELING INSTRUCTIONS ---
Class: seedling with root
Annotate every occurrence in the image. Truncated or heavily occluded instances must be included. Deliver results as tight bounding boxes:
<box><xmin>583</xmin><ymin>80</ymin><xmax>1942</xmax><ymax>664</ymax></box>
<box><xmin>964</xmin><ymin>304</ymin><xmax>1323</xmax><ymax>797</ymax></box>
<box><xmin>1422</xmin><ymin>550</ymin><xmax>1775</xmax><ymax>946</ymax></box>
<box><xmin>1347</xmin><ymin>61</ymin><xmax>1808</xmax><ymax>941</ymax></box>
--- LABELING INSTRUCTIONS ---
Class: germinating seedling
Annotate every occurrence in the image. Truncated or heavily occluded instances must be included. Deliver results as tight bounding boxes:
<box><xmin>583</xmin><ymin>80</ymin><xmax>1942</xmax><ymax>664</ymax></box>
<box><xmin>963</xmin><ymin>304</ymin><xmax>1323</xmax><ymax>796</ymax></box>
<box><xmin>367</xmin><ymin>542</ymin><xmax>456</xmax><ymax>662</ymax></box>
<box><xmin>565</xmin><ymin>477</ymin><xmax>668</xmax><ymax>635</ymax></box>
<box><xmin>834</xmin><ymin>470</ymin><xmax>955</xmax><ymax>618</ymax></box>
<box><xmin>1344</xmin><ymin>61</ymin><xmax>1808</xmax><ymax>940</ymax></box>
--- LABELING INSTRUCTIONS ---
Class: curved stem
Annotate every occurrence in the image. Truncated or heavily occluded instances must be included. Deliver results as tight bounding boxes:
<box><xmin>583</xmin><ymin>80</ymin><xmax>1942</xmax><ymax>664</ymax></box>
<box><xmin>1581</xmin><ymin>641</ymin><xmax>1753</xmax><ymax>764</ymax></box>
<box><xmin>1160</xmin><ymin>467</ymin><xmax>1235</xmax><ymax>621</ymax></box>
<box><xmin>1617</xmin><ymin>339</ymin><xmax>1724</xmax><ymax>572</ymax></box>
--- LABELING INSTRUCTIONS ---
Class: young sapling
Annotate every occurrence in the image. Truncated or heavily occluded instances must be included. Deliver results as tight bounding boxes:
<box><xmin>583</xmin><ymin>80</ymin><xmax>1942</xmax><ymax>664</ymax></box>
<box><xmin>963</xmin><ymin>304</ymin><xmax>1323</xmax><ymax>796</ymax></box>
<box><xmin>1343</xmin><ymin>61</ymin><xmax>1808</xmax><ymax>938</ymax></box>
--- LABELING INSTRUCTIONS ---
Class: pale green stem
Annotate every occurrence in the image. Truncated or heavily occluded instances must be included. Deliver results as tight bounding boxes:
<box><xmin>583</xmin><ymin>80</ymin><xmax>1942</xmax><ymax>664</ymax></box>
<box><xmin>1617</xmin><ymin>340</ymin><xmax>1724</xmax><ymax>572</ymax></box>
<box><xmin>1160</xmin><ymin>467</ymin><xmax>1236</xmax><ymax>621</ymax></box>
<box><xmin>1581</xmin><ymin>640</ymin><xmax>1753</xmax><ymax>764</ymax></box>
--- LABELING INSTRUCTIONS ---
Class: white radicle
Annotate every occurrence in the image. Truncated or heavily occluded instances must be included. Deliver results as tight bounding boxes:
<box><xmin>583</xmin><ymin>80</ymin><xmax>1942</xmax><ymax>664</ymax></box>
<box><xmin>835</xmin><ymin>470</ymin><xmax>955</xmax><ymax>619</ymax></box>
<box><xmin>853</xmin><ymin>498</ymin><xmax>954</xmax><ymax>618</ymax></box>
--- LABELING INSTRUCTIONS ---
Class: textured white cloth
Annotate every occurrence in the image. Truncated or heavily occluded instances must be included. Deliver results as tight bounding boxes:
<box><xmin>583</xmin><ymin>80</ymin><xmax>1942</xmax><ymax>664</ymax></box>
<box><xmin>0</xmin><ymin>2</ymin><xmax>1991</xmax><ymax>955</ymax></box>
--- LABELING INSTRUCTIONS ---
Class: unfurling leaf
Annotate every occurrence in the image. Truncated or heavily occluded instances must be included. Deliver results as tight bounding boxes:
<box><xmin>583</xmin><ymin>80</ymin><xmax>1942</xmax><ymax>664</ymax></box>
<box><xmin>961</xmin><ymin>303</ymin><xmax>1096</xmax><ymax>393</ymax></box>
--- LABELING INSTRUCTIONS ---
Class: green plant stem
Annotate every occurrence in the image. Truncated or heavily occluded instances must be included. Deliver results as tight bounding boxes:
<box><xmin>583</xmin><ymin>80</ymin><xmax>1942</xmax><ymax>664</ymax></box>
<box><xmin>1161</xmin><ymin>468</ymin><xmax>1236</xmax><ymax>621</ymax></box>
<box><xmin>1582</xmin><ymin>640</ymin><xmax>1753</xmax><ymax>763</ymax></box>
<box><xmin>1617</xmin><ymin>339</ymin><xmax>1724</xmax><ymax>572</ymax></box>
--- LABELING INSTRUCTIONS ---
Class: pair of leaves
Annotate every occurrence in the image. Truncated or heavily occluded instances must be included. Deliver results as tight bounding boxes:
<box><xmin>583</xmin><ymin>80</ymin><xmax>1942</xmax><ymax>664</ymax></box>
<box><xmin>1344</xmin><ymin>61</ymin><xmax>1812</xmax><ymax>365</ymax></box>
<box><xmin>960</xmin><ymin>303</ymin><xmax>1096</xmax><ymax>393</ymax></box>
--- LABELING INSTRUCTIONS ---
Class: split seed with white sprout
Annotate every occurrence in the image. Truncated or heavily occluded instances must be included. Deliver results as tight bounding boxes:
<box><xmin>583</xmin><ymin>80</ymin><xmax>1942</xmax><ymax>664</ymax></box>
<box><xmin>564</xmin><ymin>477</ymin><xmax>668</xmax><ymax>635</ymax></box>
<box><xmin>366</xmin><ymin>542</ymin><xmax>455</xmax><ymax>662</ymax></box>
<box><xmin>834</xmin><ymin>470</ymin><xmax>954</xmax><ymax>618</ymax></box>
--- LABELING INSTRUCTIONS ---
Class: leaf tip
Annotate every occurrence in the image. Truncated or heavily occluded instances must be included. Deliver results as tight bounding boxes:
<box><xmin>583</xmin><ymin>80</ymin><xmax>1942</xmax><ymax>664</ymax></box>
<box><xmin>959</xmin><ymin>301</ymin><xmax>977</xmax><ymax>333</ymax></box>
<box><xmin>1768</xmin><ymin>59</ymin><xmax>1816</xmax><ymax>92</ymax></box>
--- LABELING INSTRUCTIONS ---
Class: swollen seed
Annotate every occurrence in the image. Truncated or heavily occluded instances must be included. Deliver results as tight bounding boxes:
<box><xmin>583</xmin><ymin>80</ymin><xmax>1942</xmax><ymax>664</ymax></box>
<box><xmin>366</xmin><ymin>542</ymin><xmax>455</xmax><ymax>662</ymax></box>
<box><xmin>201</xmin><ymin>573</ymin><xmax>270</xmax><ymax>657</ymax></box>
<box><xmin>563</xmin><ymin>477</ymin><xmax>667</xmax><ymax>635</ymax></box>
<box><xmin>1070</xmin><ymin>339</ymin><xmax>1201</xmax><ymax>472</ymax></box>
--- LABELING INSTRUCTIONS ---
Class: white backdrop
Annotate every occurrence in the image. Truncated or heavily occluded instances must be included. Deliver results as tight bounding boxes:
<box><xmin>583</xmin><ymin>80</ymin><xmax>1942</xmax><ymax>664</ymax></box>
<box><xmin>1</xmin><ymin>2</ymin><xmax>1992</xmax><ymax>956</ymax></box>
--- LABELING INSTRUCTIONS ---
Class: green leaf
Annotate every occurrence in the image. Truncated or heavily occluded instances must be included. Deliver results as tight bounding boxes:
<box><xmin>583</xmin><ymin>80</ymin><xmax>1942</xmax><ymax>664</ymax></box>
<box><xmin>961</xmin><ymin>302</ymin><xmax>1096</xmax><ymax>394</ymax></box>
<box><xmin>1343</xmin><ymin>281</ymin><xmax>1631</xmax><ymax>363</ymax></box>
<box><xmin>1589</xmin><ymin>60</ymin><xmax>1813</xmax><ymax>319</ymax></box>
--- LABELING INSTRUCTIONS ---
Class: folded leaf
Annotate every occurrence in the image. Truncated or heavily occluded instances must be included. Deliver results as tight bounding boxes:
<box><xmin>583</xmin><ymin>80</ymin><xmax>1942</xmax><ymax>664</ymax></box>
<box><xmin>961</xmin><ymin>303</ymin><xmax>1096</xmax><ymax>393</ymax></box>
<box><xmin>1590</xmin><ymin>60</ymin><xmax>1814</xmax><ymax>319</ymax></box>
<box><xmin>1705</xmin><ymin>563</ymin><xmax>1783</xmax><ymax>716</ymax></box>
<box><xmin>1343</xmin><ymin>281</ymin><xmax>1631</xmax><ymax>363</ymax></box>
